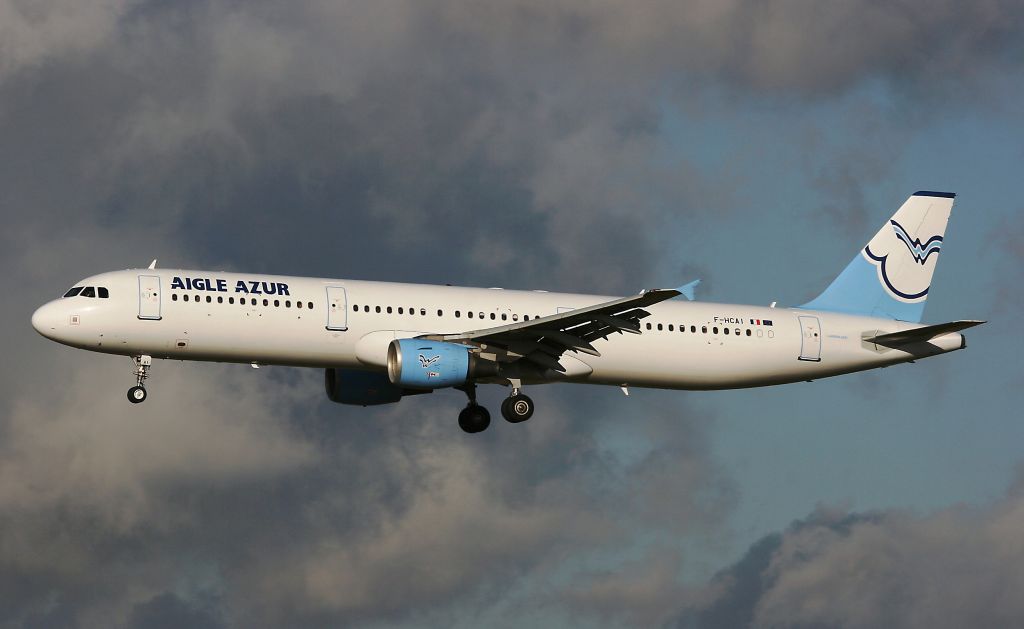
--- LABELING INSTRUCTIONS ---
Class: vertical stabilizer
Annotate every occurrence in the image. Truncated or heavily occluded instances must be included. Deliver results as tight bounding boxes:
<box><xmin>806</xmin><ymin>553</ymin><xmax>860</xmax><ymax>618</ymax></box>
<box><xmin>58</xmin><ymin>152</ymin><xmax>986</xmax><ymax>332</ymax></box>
<box><xmin>801</xmin><ymin>191</ymin><xmax>955</xmax><ymax>322</ymax></box>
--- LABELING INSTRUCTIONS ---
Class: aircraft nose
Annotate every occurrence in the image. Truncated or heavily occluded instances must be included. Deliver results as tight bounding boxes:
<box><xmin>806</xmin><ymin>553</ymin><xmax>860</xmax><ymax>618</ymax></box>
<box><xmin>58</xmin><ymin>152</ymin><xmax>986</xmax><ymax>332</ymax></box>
<box><xmin>31</xmin><ymin>301</ymin><xmax>61</xmax><ymax>338</ymax></box>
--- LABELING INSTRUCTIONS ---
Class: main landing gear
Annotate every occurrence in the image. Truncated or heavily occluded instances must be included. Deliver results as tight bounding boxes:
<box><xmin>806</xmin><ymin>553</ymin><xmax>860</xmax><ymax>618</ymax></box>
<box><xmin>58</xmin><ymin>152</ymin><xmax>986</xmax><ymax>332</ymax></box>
<box><xmin>456</xmin><ymin>383</ymin><xmax>490</xmax><ymax>433</ymax></box>
<box><xmin>500</xmin><ymin>389</ymin><xmax>534</xmax><ymax>423</ymax></box>
<box><xmin>127</xmin><ymin>355</ymin><xmax>152</xmax><ymax>404</ymax></box>
<box><xmin>455</xmin><ymin>382</ymin><xmax>535</xmax><ymax>433</ymax></box>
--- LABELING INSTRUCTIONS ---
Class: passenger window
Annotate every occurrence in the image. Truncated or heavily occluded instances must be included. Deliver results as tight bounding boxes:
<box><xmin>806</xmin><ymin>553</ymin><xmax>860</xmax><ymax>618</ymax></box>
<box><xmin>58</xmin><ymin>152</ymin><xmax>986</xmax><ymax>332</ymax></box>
<box><xmin>702</xmin><ymin>326</ymin><xmax>707</xmax><ymax>334</ymax></box>
<box><xmin>352</xmin><ymin>304</ymin><xmax>358</xmax><ymax>311</ymax></box>
<box><xmin>172</xmin><ymin>294</ymin><xmax>178</xmax><ymax>301</ymax></box>
<box><xmin>63</xmin><ymin>287</ymin><xmax>83</xmax><ymax>298</ymax></box>
<box><xmin>524</xmin><ymin>315</ymin><xmax>530</xmax><ymax>321</ymax></box>
<box><xmin>274</xmin><ymin>299</ymin><xmax>280</xmax><ymax>307</ymax></box>
<box><xmin>251</xmin><ymin>298</ymin><xmax>257</xmax><ymax>306</ymax></box>
<box><xmin>735</xmin><ymin>328</ymin><xmax>740</xmax><ymax>336</ymax></box>
<box><xmin>691</xmin><ymin>325</ymin><xmax>696</xmax><ymax>333</ymax></box>
<box><xmin>455</xmin><ymin>310</ymin><xmax>461</xmax><ymax>318</ymax></box>
<box><xmin>398</xmin><ymin>307</ymin><xmax>404</xmax><ymax>314</ymax></box>
<box><xmin>207</xmin><ymin>296</ymin><xmax>212</xmax><ymax>303</ymax></box>
<box><xmin>668</xmin><ymin>324</ymin><xmax>674</xmax><ymax>331</ymax></box>
<box><xmin>183</xmin><ymin>294</ymin><xmax>190</xmax><ymax>302</ymax></box>
<box><xmin>81</xmin><ymin>287</ymin><xmax>96</xmax><ymax>298</ymax></box>
<box><xmin>229</xmin><ymin>297</ymin><xmax>235</xmax><ymax>304</ymax></box>
<box><xmin>386</xmin><ymin>306</ymin><xmax>392</xmax><ymax>314</ymax></box>
<box><xmin>479</xmin><ymin>312</ymin><xmax>485</xmax><ymax>319</ymax></box>
<box><xmin>438</xmin><ymin>309</ymin><xmax>443</xmax><ymax>317</ymax></box>
<box><xmin>501</xmin><ymin>313</ymin><xmax>507</xmax><ymax>321</ymax></box>
<box><xmin>307</xmin><ymin>302</ymin><xmax>313</xmax><ymax>309</ymax></box>
<box><xmin>646</xmin><ymin>323</ymin><xmax>652</xmax><ymax>330</ymax></box>
<box><xmin>746</xmin><ymin>329</ymin><xmax>751</xmax><ymax>336</ymax></box>
<box><xmin>217</xmin><ymin>296</ymin><xmax>223</xmax><ymax>304</ymax></box>
<box><xmin>713</xmin><ymin>326</ymin><xmax>719</xmax><ymax>334</ymax></box>
<box><xmin>724</xmin><ymin>328</ymin><xmax>729</xmax><ymax>335</ymax></box>
<box><xmin>768</xmin><ymin>330</ymin><xmax>774</xmax><ymax>338</ymax></box>
<box><xmin>375</xmin><ymin>306</ymin><xmax>381</xmax><ymax>313</ymax></box>
<box><xmin>490</xmin><ymin>313</ymin><xmax>496</xmax><ymax>320</ymax></box>
<box><xmin>263</xmin><ymin>298</ymin><xmax>269</xmax><ymax>306</ymax></box>
<box><xmin>513</xmin><ymin>314</ymin><xmax>519</xmax><ymax>321</ymax></box>
<box><xmin>657</xmin><ymin>323</ymin><xmax>663</xmax><ymax>331</ymax></box>
<box><xmin>285</xmin><ymin>300</ymin><xmax>291</xmax><ymax>308</ymax></box>
<box><xmin>468</xmin><ymin>312</ymin><xmax>474</xmax><ymax>319</ymax></box>
<box><xmin>363</xmin><ymin>305</ymin><xmax>369</xmax><ymax>312</ymax></box>
<box><xmin>98</xmin><ymin>287</ymin><xmax>109</xmax><ymax>298</ymax></box>
<box><xmin>297</xmin><ymin>301</ymin><xmax>303</xmax><ymax>309</ymax></box>
<box><xmin>421</xmin><ymin>308</ymin><xmax>427</xmax><ymax>316</ymax></box>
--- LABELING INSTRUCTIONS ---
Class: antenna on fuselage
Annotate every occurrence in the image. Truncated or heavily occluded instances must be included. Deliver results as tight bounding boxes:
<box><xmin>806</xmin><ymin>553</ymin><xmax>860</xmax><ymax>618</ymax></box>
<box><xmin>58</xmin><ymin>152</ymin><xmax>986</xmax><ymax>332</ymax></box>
<box><xmin>148</xmin><ymin>259</ymin><xmax>157</xmax><ymax>269</ymax></box>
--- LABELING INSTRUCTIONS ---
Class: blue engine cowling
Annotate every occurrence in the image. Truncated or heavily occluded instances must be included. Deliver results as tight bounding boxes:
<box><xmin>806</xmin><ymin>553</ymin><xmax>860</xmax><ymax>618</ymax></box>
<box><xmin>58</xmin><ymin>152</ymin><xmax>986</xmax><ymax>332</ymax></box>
<box><xmin>387</xmin><ymin>339</ymin><xmax>498</xmax><ymax>389</ymax></box>
<box><xmin>325</xmin><ymin>368</ymin><xmax>410</xmax><ymax>406</ymax></box>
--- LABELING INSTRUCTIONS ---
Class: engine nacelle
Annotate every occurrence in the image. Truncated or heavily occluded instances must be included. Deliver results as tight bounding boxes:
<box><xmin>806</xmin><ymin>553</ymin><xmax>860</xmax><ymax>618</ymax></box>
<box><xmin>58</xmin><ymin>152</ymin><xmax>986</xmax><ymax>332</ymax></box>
<box><xmin>387</xmin><ymin>339</ymin><xmax>497</xmax><ymax>389</ymax></box>
<box><xmin>325</xmin><ymin>368</ymin><xmax>406</xmax><ymax>406</ymax></box>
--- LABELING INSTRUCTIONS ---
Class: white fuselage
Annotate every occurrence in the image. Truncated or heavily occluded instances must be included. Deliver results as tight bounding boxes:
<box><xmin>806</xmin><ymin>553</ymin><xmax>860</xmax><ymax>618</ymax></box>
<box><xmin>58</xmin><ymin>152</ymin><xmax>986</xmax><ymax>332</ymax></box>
<box><xmin>31</xmin><ymin>268</ymin><xmax>965</xmax><ymax>391</ymax></box>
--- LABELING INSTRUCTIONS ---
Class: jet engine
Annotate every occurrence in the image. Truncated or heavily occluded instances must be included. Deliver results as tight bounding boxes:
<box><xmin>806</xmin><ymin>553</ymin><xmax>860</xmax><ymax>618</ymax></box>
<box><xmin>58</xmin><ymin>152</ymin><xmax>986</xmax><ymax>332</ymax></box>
<box><xmin>387</xmin><ymin>339</ymin><xmax>498</xmax><ymax>389</ymax></box>
<box><xmin>325</xmin><ymin>368</ymin><xmax>413</xmax><ymax>406</ymax></box>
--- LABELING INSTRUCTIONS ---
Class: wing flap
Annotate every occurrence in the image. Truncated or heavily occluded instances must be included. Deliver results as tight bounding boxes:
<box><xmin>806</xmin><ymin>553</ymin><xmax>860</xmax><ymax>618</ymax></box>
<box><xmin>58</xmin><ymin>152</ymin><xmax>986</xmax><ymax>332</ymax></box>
<box><xmin>429</xmin><ymin>288</ymin><xmax>681</xmax><ymax>362</ymax></box>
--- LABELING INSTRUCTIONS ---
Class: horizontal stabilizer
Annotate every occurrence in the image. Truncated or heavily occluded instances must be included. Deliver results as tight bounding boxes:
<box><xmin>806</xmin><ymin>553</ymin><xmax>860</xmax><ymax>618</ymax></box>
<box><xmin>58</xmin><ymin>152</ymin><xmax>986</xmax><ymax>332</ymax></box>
<box><xmin>865</xmin><ymin>320</ymin><xmax>985</xmax><ymax>347</ymax></box>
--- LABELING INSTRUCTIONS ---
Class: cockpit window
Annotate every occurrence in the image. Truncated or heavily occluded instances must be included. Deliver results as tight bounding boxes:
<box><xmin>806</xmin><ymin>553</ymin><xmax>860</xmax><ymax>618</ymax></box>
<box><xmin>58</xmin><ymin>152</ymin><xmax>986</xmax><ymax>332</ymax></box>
<box><xmin>98</xmin><ymin>287</ymin><xmax>109</xmax><ymax>298</ymax></box>
<box><xmin>63</xmin><ymin>287</ymin><xmax>83</xmax><ymax>298</ymax></box>
<box><xmin>81</xmin><ymin>287</ymin><xmax>96</xmax><ymax>298</ymax></box>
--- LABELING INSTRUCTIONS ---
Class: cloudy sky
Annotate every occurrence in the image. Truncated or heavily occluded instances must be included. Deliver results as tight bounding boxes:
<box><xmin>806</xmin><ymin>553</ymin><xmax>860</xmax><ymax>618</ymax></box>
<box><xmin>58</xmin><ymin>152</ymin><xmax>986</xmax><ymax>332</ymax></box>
<box><xmin>2</xmin><ymin>1</ymin><xmax>1023</xmax><ymax>627</ymax></box>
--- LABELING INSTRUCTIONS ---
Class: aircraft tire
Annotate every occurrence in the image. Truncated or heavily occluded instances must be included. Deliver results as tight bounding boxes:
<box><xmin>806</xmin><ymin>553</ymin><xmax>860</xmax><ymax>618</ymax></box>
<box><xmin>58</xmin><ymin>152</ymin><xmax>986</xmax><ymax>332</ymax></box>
<box><xmin>501</xmin><ymin>394</ymin><xmax>534</xmax><ymax>423</ymax></box>
<box><xmin>127</xmin><ymin>386</ymin><xmax>147</xmax><ymax>404</ymax></box>
<box><xmin>458</xmin><ymin>404</ymin><xmax>490</xmax><ymax>433</ymax></box>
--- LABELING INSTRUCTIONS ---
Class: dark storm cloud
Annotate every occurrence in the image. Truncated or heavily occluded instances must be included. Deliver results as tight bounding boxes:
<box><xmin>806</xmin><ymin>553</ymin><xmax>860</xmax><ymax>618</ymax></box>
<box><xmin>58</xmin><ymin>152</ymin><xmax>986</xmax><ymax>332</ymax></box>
<box><xmin>677</xmin><ymin>479</ymin><xmax>1024</xmax><ymax>629</ymax></box>
<box><xmin>0</xmin><ymin>364</ymin><xmax>729</xmax><ymax>627</ymax></box>
<box><xmin>1</xmin><ymin>0</ymin><xmax>1022</xmax><ymax>627</ymax></box>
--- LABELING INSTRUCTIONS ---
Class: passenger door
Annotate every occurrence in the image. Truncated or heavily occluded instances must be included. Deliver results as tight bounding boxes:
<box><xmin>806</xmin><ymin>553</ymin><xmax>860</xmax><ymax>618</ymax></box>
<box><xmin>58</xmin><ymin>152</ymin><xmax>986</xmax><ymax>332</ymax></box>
<box><xmin>138</xmin><ymin>274</ymin><xmax>162</xmax><ymax>320</ymax></box>
<box><xmin>326</xmin><ymin>286</ymin><xmax>348</xmax><ymax>331</ymax></box>
<box><xmin>797</xmin><ymin>315</ymin><xmax>822</xmax><ymax>362</ymax></box>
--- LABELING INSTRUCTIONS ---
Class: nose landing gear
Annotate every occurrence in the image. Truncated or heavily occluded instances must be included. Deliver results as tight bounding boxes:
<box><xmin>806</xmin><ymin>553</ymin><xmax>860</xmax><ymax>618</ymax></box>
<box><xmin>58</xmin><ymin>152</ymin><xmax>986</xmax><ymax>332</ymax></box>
<box><xmin>127</xmin><ymin>355</ymin><xmax>152</xmax><ymax>404</ymax></box>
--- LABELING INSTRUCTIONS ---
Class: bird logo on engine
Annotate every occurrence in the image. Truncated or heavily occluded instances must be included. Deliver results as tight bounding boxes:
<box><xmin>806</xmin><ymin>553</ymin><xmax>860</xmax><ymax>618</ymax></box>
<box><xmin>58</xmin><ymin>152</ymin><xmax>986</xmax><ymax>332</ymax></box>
<box><xmin>419</xmin><ymin>354</ymin><xmax>441</xmax><ymax>368</ymax></box>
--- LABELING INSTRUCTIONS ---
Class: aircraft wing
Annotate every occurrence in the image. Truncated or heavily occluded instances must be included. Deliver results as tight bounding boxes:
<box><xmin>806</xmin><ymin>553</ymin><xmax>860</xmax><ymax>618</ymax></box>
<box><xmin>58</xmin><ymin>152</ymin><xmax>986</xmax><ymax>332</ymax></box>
<box><xmin>426</xmin><ymin>288</ymin><xmax>681</xmax><ymax>372</ymax></box>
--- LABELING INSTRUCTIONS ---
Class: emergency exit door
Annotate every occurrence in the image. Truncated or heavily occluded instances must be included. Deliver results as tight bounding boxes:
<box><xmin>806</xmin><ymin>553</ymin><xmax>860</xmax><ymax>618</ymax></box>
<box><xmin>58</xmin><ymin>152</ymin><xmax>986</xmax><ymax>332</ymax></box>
<box><xmin>326</xmin><ymin>286</ymin><xmax>348</xmax><ymax>331</ymax></box>
<box><xmin>798</xmin><ymin>315</ymin><xmax>821</xmax><ymax>362</ymax></box>
<box><xmin>138</xmin><ymin>274</ymin><xmax>162</xmax><ymax>320</ymax></box>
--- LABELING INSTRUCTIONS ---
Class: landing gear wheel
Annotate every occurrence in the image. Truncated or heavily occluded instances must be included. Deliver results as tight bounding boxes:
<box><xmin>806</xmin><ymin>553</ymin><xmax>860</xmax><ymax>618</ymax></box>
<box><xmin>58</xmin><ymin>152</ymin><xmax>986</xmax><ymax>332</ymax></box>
<box><xmin>127</xmin><ymin>386</ymin><xmax>147</xmax><ymax>404</ymax></box>
<box><xmin>501</xmin><ymin>394</ymin><xmax>534</xmax><ymax>423</ymax></box>
<box><xmin>458</xmin><ymin>405</ymin><xmax>491</xmax><ymax>433</ymax></box>
<box><xmin>127</xmin><ymin>355</ymin><xmax>153</xmax><ymax>404</ymax></box>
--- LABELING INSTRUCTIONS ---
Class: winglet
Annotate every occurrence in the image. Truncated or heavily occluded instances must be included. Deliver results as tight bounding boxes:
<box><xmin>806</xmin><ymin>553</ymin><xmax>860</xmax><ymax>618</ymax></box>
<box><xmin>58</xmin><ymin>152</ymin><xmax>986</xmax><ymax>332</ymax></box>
<box><xmin>676</xmin><ymin>279</ymin><xmax>701</xmax><ymax>301</ymax></box>
<box><xmin>148</xmin><ymin>259</ymin><xmax>158</xmax><ymax>269</ymax></box>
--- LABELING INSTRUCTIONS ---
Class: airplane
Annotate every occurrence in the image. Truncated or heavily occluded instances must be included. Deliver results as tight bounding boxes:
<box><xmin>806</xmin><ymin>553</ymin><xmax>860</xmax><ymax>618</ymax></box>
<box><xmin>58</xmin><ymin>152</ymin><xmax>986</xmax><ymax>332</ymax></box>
<box><xmin>31</xmin><ymin>191</ymin><xmax>983</xmax><ymax>433</ymax></box>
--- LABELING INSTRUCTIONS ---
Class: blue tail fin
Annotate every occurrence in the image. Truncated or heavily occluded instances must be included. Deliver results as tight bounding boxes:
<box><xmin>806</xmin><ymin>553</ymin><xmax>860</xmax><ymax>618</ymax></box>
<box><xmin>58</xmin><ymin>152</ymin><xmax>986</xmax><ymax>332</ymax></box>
<box><xmin>801</xmin><ymin>191</ymin><xmax>955</xmax><ymax>322</ymax></box>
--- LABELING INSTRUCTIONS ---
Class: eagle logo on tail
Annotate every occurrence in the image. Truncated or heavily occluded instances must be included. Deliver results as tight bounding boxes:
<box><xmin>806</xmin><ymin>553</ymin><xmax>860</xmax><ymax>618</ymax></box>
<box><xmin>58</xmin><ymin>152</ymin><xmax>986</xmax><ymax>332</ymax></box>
<box><xmin>890</xmin><ymin>220</ymin><xmax>943</xmax><ymax>265</ymax></box>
